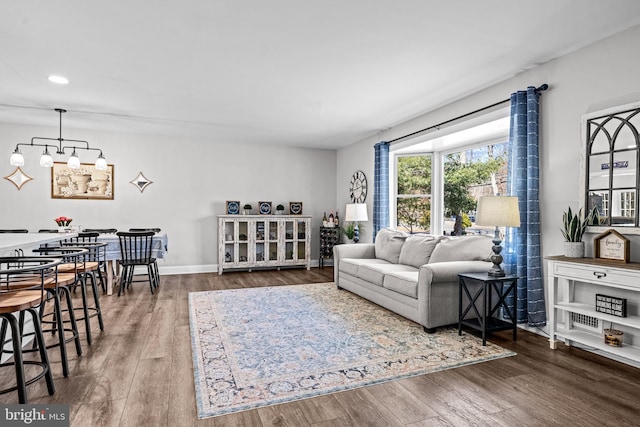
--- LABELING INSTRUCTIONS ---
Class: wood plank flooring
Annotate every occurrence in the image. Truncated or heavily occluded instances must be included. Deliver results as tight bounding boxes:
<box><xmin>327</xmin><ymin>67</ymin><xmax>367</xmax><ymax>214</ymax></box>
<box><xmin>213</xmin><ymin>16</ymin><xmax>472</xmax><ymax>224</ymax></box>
<box><xmin>1</xmin><ymin>267</ymin><xmax>640</xmax><ymax>426</ymax></box>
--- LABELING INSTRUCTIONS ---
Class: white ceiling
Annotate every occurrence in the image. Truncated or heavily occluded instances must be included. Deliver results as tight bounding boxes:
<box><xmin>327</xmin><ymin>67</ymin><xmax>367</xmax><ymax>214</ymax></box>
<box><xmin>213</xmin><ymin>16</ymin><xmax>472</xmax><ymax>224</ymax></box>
<box><xmin>2</xmin><ymin>1</ymin><xmax>640</xmax><ymax>149</ymax></box>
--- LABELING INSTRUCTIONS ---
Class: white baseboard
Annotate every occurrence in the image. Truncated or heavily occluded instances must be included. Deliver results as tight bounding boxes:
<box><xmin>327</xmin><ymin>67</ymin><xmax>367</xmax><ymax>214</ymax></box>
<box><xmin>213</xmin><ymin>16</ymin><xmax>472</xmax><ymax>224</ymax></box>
<box><xmin>156</xmin><ymin>259</ymin><xmax>324</xmax><ymax>276</ymax></box>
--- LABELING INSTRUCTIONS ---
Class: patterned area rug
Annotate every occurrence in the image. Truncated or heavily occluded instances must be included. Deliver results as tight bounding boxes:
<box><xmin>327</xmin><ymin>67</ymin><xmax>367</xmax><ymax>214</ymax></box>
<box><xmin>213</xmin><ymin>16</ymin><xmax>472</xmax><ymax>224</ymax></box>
<box><xmin>189</xmin><ymin>282</ymin><xmax>515</xmax><ymax>418</ymax></box>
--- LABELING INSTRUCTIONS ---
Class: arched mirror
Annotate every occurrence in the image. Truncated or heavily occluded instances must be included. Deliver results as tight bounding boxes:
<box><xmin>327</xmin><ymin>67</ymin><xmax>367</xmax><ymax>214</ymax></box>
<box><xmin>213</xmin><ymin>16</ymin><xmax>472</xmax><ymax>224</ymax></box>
<box><xmin>583</xmin><ymin>102</ymin><xmax>640</xmax><ymax>233</ymax></box>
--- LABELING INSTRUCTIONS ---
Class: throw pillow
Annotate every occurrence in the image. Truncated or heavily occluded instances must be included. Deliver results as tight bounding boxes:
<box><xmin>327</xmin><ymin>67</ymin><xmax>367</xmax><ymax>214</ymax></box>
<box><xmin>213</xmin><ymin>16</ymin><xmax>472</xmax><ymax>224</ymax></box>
<box><xmin>398</xmin><ymin>234</ymin><xmax>441</xmax><ymax>268</ymax></box>
<box><xmin>374</xmin><ymin>228</ymin><xmax>407</xmax><ymax>264</ymax></box>
<box><xmin>428</xmin><ymin>235</ymin><xmax>493</xmax><ymax>263</ymax></box>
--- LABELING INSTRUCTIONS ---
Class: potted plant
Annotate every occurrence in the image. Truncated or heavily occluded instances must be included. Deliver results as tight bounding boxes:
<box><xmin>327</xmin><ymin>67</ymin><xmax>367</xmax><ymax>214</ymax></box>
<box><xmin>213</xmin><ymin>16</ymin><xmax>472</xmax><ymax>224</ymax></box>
<box><xmin>276</xmin><ymin>204</ymin><xmax>285</xmax><ymax>215</ymax></box>
<box><xmin>341</xmin><ymin>222</ymin><xmax>356</xmax><ymax>243</ymax></box>
<box><xmin>561</xmin><ymin>206</ymin><xmax>598</xmax><ymax>258</ymax></box>
<box><xmin>243</xmin><ymin>204</ymin><xmax>252</xmax><ymax>215</ymax></box>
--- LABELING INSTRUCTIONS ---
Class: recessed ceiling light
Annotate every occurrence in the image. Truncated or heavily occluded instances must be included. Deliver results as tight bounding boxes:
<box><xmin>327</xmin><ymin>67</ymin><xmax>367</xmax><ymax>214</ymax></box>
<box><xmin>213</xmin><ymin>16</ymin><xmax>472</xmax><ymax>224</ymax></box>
<box><xmin>48</xmin><ymin>75</ymin><xmax>69</xmax><ymax>84</ymax></box>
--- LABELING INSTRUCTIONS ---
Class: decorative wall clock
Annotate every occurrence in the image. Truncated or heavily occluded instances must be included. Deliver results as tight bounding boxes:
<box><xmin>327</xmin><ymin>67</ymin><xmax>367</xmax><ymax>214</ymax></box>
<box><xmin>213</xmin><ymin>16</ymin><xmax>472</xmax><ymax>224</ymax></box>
<box><xmin>349</xmin><ymin>170</ymin><xmax>367</xmax><ymax>203</ymax></box>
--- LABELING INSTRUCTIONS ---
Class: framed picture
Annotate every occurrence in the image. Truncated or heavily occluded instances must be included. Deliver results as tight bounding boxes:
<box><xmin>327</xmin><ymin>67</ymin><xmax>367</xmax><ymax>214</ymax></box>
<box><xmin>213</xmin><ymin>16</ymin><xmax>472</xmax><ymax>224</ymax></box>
<box><xmin>259</xmin><ymin>201</ymin><xmax>272</xmax><ymax>215</ymax></box>
<box><xmin>289</xmin><ymin>202</ymin><xmax>303</xmax><ymax>215</ymax></box>
<box><xmin>226</xmin><ymin>201</ymin><xmax>241</xmax><ymax>215</ymax></box>
<box><xmin>594</xmin><ymin>229</ymin><xmax>630</xmax><ymax>263</ymax></box>
<box><xmin>51</xmin><ymin>162</ymin><xmax>114</xmax><ymax>200</ymax></box>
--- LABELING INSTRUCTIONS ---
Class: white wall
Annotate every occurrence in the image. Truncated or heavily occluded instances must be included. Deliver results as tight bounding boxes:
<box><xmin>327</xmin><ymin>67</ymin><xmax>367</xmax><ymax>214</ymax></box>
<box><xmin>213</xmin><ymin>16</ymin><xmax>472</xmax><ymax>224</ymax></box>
<box><xmin>338</xmin><ymin>24</ymin><xmax>640</xmax><ymax>261</ymax></box>
<box><xmin>1</xmin><ymin>124</ymin><xmax>337</xmax><ymax>272</ymax></box>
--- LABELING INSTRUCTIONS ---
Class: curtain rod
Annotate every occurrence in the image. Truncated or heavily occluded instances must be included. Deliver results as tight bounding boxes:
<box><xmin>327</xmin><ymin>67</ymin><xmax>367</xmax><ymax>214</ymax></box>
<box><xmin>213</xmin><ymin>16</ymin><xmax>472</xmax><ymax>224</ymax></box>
<box><xmin>387</xmin><ymin>83</ymin><xmax>549</xmax><ymax>144</ymax></box>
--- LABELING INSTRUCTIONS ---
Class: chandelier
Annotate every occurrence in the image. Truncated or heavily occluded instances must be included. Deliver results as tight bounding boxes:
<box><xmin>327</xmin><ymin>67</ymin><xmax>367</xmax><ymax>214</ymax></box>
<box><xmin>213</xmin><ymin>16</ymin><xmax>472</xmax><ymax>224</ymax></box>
<box><xmin>9</xmin><ymin>108</ymin><xmax>107</xmax><ymax>170</ymax></box>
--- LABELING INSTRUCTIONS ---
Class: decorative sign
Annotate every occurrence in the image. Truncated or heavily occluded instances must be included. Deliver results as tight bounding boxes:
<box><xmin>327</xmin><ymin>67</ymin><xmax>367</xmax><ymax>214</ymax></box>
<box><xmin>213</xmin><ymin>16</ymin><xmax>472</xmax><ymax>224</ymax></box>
<box><xmin>289</xmin><ymin>202</ymin><xmax>303</xmax><ymax>215</ymax></box>
<box><xmin>226</xmin><ymin>201</ymin><xmax>240</xmax><ymax>215</ymax></box>
<box><xmin>259</xmin><ymin>201</ymin><xmax>272</xmax><ymax>215</ymax></box>
<box><xmin>596</xmin><ymin>294</ymin><xmax>627</xmax><ymax>317</ymax></box>
<box><xmin>594</xmin><ymin>229</ymin><xmax>630</xmax><ymax>263</ymax></box>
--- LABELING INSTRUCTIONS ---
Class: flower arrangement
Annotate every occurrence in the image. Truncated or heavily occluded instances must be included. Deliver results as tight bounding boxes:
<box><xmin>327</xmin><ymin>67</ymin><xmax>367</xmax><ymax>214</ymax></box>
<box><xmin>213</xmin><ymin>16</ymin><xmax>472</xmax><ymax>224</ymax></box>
<box><xmin>55</xmin><ymin>216</ymin><xmax>73</xmax><ymax>226</ymax></box>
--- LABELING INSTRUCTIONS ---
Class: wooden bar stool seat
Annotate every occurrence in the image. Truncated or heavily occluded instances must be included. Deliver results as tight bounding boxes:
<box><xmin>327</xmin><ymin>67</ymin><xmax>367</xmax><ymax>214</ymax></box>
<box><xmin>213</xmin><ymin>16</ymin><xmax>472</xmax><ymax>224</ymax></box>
<box><xmin>0</xmin><ymin>257</ymin><xmax>59</xmax><ymax>403</ymax></box>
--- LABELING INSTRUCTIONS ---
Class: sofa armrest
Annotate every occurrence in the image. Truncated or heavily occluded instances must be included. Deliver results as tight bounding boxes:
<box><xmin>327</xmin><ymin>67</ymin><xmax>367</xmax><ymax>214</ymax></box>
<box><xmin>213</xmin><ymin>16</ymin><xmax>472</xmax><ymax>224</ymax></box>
<box><xmin>333</xmin><ymin>243</ymin><xmax>376</xmax><ymax>284</ymax></box>
<box><xmin>419</xmin><ymin>261</ymin><xmax>492</xmax><ymax>284</ymax></box>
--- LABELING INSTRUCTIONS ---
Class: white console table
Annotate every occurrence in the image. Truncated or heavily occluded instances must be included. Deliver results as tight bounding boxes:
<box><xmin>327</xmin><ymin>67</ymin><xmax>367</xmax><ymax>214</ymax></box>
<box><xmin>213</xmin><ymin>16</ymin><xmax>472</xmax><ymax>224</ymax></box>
<box><xmin>547</xmin><ymin>256</ymin><xmax>640</xmax><ymax>363</ymax></box>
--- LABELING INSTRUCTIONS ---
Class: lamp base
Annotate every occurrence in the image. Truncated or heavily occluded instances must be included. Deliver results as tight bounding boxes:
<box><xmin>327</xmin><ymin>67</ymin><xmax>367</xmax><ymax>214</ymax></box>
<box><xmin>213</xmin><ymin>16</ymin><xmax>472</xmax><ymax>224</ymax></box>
<box><xmin>488</xmin><ymin>226</ymin><xmax>505</xmax><ymax>277</ymax></box>
<box><xmin>353</xmin><ymin>224</ymin><xmax>360</xmax><ymax>243</ymax></box>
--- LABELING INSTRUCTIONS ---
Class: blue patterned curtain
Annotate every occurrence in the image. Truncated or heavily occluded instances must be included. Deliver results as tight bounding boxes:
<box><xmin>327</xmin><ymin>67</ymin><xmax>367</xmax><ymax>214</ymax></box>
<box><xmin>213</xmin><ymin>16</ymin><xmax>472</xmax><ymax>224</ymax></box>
<box><xmin>373</xmin><ymin>141</ymin><xmax>390</xmax><ymax>242</ymax></box>
<box><xmin>504</xmin><ymin>87</ymin><xmax>546</xmax><ymax>326</ymax></box>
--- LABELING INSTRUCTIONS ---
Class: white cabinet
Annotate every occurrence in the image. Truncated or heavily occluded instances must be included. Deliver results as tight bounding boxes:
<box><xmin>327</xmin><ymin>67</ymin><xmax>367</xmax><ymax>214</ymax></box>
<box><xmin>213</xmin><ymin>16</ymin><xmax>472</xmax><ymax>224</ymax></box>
<box><xmin>547</xmin><ymin>256</ymin><xmax>640</xmax><ymax>363</ymax></box>
<box><xmin>218</xmin><ymin>215</ymin><xmax>311</xmax><ymax>274</ymax></box>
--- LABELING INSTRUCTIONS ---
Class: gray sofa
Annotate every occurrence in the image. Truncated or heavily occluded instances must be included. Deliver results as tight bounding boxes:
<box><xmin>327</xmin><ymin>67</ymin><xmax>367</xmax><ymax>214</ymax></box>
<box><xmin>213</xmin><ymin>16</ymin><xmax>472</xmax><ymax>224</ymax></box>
<box><xmin>333</xmin><ymin>228</ymin><xmax>494</xmax><ymax>332</ymax></box>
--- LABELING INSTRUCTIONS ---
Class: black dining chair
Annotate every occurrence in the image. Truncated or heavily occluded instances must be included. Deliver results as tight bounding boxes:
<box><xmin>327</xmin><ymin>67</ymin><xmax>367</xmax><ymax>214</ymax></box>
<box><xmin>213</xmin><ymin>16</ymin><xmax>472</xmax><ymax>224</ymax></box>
<box><xmin>0</xmin><ymin>257</ymin><xmax>59</xmax><ymax>403</ymax></box>
<box><xmin>0</xmin><ymin>229</ymin><xmax>29</xmax><ymax>233</ymax></box>
<box><xmin>116</xmin><ymin>231</ymin><xmax>159</xmax><ymax>296</ymax></box>
<box><xmin>83</xmin><ymin>228</ymin><xmax>118</xmax><ymax>234</ymax></box>
<box><xmin>129</xmin><ymin>228</ymin><xmax>161</xmax><ymax>233</ymax></box>
<box><xmin>38</xmin><ymin>229</ymin><xmax>59</xmax><ymax>233</ymax></box>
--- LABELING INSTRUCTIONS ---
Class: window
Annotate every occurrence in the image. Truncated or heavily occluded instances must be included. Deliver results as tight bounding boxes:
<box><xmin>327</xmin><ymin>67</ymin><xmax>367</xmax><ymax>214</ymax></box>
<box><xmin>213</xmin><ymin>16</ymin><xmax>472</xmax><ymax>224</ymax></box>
<box><xmin>442</xmin><ymin>143</ymin><xmax>508</xmax><ymax>235</ymax></box>
<box><xmin>392</xmin><ymin>110</ymin><xmax>510</xmax><ymax>235</ymax></box>
<box><xmin>396</xmin><ymin>155</ymin><xmax>432</xmax><ymax>233</ymax></box>
<box><xmin>620</xmin><ymin>191</ymin><xmax>636</xmax><ymax>218</ymax></box>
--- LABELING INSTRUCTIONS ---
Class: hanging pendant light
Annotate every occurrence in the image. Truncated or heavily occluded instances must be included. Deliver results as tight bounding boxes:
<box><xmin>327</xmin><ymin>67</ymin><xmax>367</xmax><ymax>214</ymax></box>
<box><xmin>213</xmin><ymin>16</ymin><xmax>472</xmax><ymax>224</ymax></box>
<box><xmin>67</xmin><ymin>149</ymin><xmax>80</xmax><ymax>169</ymax></box>
<box><xmin>39</xmin><ymin>148</ymin><xmax>54</xmax><ymax>167</ymax></box>
<box><xmin>9</xmin><ymin>147</ymin><xmax>24</xmax><ymax>166</ymax></box>
<box><xmin>8</xmin><ymin>108</ymin><xmax>107</xmax><ymax>168</ymax></box>
<box><xmin>94</xmin><ymin>152</ymin><xmax>107</xmax><ymax>170</ymax></box>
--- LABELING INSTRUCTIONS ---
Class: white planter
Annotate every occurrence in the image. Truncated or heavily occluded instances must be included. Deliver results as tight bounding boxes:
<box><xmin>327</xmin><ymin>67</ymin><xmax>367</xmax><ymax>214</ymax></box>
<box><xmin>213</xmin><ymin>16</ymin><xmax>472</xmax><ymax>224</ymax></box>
<box><xmin>564</xmin><ymin>241</ymin><xmax>585</xmax><ymax>258</ymax></box>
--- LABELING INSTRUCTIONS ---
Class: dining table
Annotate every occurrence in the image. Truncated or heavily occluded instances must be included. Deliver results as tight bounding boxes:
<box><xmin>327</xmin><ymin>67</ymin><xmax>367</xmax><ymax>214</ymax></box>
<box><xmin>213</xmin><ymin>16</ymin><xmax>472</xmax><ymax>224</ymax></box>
<box><xmin>96</xmin><ymin>232</ymin><xmax>169</xmax><ymax>295</ymax></box>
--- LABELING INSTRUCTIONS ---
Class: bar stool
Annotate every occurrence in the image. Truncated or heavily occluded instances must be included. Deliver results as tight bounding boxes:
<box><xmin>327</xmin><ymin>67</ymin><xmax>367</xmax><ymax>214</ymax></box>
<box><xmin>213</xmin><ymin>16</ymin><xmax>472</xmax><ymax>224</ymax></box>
<box><xmin>30</xmin><ymin>247</ymin><xmax>87</xmax><ymax>377</ymax></box>
<box><xmin>0</xmin><ymin>257</ymin><xmax>59</xmax><ymax>403</ymax></box>
<box><xmin>59</xmin><ymin>242</ymin><xmax>106</xmax><ymax>345</ymax></box>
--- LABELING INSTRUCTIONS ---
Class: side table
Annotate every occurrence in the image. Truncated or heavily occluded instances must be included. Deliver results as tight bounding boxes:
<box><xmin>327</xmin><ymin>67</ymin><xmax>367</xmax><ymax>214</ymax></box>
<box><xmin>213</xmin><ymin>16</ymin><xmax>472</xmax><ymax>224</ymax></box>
<box><xmin>458</xmin><ymin>272</ymin><xmax>518</xmax><ymax>345</ymax></box>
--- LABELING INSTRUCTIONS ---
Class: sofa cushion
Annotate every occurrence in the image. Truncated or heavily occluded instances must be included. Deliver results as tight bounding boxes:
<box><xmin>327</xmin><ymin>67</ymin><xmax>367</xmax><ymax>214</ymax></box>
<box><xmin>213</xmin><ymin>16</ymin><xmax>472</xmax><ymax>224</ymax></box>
<box><xmin>339</xmin><ymin>258</ymin><xmax>388</xmax><ymax>276</ymax></box>
<box><xmin>383</xmin><ymin>271</ymin><xmax>420</xmax><ymax>298</ymax></box>
<box><xmin>374</xmin><ymin>228</ymin><xmax>407</xmax><ymax>264</ymax></box>
<box><xmin>428</xmin><ymin>235</ymin><xmax>493</xmax><ymax>263</ymax></box>
<box><xmin>398</xmin><ymin>234</ymin><xmax>441</xmax><ymax>268</ymax></box>
<box><xmin>357</xmin><ymin>263</ymin><xmax>417</xmax><ymax>287</ymax></box>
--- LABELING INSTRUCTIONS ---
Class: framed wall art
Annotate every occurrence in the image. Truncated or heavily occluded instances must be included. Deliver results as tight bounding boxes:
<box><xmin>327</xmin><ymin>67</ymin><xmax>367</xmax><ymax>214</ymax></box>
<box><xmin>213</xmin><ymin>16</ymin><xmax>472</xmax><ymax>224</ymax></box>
<box><xmin>51</xmin><ymin>162</ymin><xmax>114</xmax><ymax>200</ymax></box>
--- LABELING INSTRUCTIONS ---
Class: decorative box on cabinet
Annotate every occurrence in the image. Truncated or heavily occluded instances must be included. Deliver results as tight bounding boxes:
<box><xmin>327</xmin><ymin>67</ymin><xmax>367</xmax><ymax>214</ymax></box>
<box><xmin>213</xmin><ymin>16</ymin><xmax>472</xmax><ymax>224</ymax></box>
<box><xmin>319</xmin><ymin>226</ymin><xmax>340</xmax><ymax>268</ymax></box>
<box><xmin>546</xmin><ymin>256</ymin><xmax>640</xmax><ymax>364</ymax></box>
<box><xmin>218</xmin><ymin>215</ymin><xmax>311</xmax><ymax>274</ymax></box>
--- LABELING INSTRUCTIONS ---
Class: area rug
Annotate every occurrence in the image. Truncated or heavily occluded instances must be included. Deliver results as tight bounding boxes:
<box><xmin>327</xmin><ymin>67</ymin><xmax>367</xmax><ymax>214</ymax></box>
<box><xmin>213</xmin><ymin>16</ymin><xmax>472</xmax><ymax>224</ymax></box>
<box><xmin>189</xmin><ymin>282</ymin><xmax>515</xmax><ymax>418</ymax></box>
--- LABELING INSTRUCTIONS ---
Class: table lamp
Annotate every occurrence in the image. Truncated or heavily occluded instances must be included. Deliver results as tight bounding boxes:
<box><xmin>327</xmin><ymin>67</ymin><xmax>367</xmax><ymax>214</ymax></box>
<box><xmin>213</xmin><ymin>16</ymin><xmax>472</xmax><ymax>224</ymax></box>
<box><xmin>474</xmin><ymin>195</ymin><xmax>520</xmax><ymax>277</ymax></box>
<box><xmin>345</xmin><ymin>203</ymin><xmax>368</xmax><ymax>243</ymax></box>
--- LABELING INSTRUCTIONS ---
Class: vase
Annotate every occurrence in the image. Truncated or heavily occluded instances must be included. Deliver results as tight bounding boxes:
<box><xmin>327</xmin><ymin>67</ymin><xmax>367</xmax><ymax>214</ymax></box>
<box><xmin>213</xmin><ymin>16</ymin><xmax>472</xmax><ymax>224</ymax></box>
<box><xmin>564</xmin><ymin>241</ymin><xmax>585</xmax><ymax>258</ymax></box>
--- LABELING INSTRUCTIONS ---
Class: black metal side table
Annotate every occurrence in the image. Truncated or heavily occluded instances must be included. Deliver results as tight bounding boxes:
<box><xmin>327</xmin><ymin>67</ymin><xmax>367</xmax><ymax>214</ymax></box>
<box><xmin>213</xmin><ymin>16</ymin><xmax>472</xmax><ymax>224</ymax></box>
<box><xmin>458</xmin><ymin>272</ymin><xmax>518</xmax><ymax>345</ymax></box>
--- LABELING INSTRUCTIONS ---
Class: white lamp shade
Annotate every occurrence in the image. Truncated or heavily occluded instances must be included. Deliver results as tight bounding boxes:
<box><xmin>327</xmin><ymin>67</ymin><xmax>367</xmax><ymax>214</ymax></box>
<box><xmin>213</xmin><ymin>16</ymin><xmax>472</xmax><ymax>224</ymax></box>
<box><xmin>95</xmin><ymin>155</ymin><xmax>107</xmax><ymax>170</ymax></box>
<box><xmin>40</xmin><ymin>150</ymin><xmax>54</xmax><ymax>167</ymax></box>
<box><xmin>345</xmin><ymin>203</ymin><xmax>368</xmax><ymax>222</ymax></box>
<box><xmin>475</xmin><ymin>196</ymin><xmax>520</xmax><ymax>227</ymax></box>
<box><xmin>67</xmin><ymin>153</ymin><xmax>81</xmax><ymax>169</ymax></box>
<box><xmin>10</xmin><ymin>150</ymin><xmax>24</xmax><ymax>166</ymax></box>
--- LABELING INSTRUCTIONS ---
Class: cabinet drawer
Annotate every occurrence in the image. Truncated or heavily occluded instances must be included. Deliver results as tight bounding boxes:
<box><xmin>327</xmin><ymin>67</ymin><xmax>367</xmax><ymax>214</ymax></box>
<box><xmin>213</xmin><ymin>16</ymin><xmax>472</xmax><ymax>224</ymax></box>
<box><xmin>554</xmin><ymin>261</ymin><xmax>640</xmax><ymax>289</ymax></box>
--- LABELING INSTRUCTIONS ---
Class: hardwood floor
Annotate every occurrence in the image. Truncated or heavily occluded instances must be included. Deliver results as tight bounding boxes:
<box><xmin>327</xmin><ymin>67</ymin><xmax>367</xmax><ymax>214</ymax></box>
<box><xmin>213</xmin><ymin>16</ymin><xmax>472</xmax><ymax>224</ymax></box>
<box><xmin>2</xmin><ymin>267</ymin><xmax>640</xmax><ymax>426</ymax></box>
